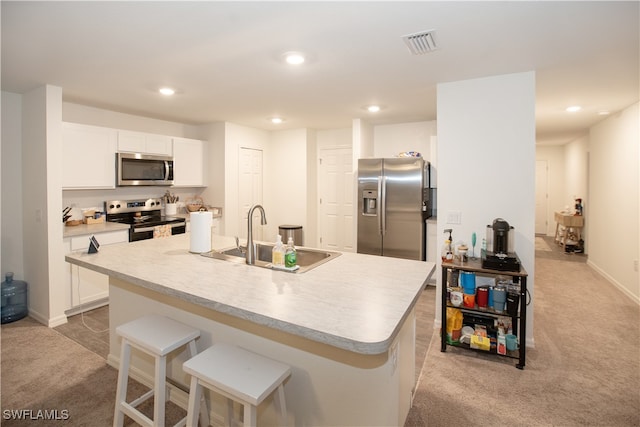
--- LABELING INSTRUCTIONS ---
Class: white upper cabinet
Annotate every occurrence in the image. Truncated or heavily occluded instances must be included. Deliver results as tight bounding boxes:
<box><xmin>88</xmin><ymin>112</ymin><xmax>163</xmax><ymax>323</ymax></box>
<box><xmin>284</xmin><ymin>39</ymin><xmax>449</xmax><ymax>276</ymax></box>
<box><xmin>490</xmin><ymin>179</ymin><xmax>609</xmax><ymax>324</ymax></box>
<box><xmin>172</xmin><ymin>137</ymin><xmax>205</xmax><ymax>187</ymax></box>
<box><xmin>118</xmin><ymin>130</ymin><xmax>173</xmax><ymax>156</ymax></box>
<box><xmin>62</xmin><ymin>122</ymin><xmax>117</xmax><ymax>189</ymax></box>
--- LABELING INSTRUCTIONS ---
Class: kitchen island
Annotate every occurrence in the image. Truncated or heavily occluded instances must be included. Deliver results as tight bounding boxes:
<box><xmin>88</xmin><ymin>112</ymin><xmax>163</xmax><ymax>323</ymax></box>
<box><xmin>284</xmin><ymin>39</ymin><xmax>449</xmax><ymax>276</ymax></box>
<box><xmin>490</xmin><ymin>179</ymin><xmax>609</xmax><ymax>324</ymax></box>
<box><xmin>65</xmin><ymin>233</ymin><xmax>434</xmax><ymax>426</ymax></box>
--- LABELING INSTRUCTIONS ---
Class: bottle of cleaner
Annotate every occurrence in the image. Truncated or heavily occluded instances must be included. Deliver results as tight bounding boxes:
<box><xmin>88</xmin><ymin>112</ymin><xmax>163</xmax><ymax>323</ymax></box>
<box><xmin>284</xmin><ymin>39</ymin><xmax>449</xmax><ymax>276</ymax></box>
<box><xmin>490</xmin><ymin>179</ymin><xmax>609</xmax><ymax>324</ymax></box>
<box><xmin>272</xmin><ymin>235</ymin><xmax>285</xmax><ymax>267</ymax></box>
<box><xmin>285</xmin><ymin>236</ymin><xmax>297</xmax><ymax>268</ymax></box>
<box><xmin>441</xmin><ymin>239</ymin><xmax>453</xmax><ymax>263</ymax></box>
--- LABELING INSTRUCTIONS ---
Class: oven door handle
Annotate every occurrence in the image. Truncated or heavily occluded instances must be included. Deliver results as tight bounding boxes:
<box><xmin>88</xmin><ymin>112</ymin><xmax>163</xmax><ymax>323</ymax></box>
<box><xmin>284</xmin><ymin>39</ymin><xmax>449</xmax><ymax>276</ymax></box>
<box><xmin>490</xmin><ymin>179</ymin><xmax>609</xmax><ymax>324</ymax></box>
<box><xmin>133</xmin><ymin>221</ymin><xmax>186</xmax><ymax>233</ymax></box>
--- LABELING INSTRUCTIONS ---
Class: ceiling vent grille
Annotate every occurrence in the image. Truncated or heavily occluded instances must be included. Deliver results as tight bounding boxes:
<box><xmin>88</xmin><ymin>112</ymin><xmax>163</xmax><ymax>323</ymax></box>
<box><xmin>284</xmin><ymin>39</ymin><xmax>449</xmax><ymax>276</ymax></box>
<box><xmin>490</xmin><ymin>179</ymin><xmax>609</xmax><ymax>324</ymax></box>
<box><xmin>402</xmin><ymin>30</ymin><xmax>438</xmax><ymax>55</ymax></box>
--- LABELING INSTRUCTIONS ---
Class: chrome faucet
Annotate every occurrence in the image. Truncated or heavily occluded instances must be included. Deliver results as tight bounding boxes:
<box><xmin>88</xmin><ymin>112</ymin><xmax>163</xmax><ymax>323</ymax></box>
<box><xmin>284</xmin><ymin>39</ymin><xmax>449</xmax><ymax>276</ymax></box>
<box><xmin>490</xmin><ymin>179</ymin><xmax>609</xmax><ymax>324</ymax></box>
<box><xmin>246</xmin><ymin>204</ymin><xmax>267</xmax><ymax>265</ymax></box>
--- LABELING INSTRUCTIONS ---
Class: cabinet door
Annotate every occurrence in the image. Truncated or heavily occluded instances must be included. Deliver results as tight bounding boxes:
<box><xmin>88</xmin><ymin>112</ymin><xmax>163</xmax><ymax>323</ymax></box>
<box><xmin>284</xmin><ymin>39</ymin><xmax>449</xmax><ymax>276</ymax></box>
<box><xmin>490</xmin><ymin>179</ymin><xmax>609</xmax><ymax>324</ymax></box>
<box><xmin>62</xmin><ymin>123</ymin><xmax>117</xmax><ymax>189</ymax></box>
<box><xmin>145</xmin><ymin>134</ymin><xmax>173</xmax><ymax>156</ymax></box>
<box><xmin>118</xmin><ymin>130</ymin><xmax>173</xmax><ymax>156</ymax></box>
<box><xmin>173</xmin><ymin>137</ymin><xmax>205</xmax><ymax>186</ymax></box>
<box><xmin>65</xmin><ymin>230</ymin><xmax>128</xmax><ymax>309</ymax></box>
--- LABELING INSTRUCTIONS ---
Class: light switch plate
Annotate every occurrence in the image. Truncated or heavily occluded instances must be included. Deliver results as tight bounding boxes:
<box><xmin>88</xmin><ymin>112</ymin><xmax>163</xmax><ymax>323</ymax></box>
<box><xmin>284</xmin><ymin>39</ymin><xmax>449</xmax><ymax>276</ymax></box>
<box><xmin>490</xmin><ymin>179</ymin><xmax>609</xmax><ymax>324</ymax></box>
<box><xmin>447</xmin><ymin>211</ymin><xmax>462</xmax><ymax>224</ymax></box>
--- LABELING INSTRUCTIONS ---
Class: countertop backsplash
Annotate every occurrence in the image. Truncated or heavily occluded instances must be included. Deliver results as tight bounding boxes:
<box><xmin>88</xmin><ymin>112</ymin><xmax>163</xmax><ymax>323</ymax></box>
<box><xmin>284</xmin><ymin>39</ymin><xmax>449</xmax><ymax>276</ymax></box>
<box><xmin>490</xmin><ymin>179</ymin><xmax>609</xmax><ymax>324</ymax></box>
<box><xmin>63</xmin><ymin>188</ymin><xmax>206</xmax><ymax>219</ymax></box>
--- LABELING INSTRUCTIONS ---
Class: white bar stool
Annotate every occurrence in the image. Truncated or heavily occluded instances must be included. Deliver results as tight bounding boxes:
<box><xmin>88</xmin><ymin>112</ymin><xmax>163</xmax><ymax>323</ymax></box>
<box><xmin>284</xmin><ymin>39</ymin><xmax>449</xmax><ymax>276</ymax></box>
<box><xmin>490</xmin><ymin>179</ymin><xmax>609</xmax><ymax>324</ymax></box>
<box><xmin>183</xmin><ymin>343</ymin><xmax>291</xmax><ymax>427</ymax></box>
<box><xmin>113</xmin><ymin>314</ymin><xmax>209</xmax><ymax>427</ymax></box>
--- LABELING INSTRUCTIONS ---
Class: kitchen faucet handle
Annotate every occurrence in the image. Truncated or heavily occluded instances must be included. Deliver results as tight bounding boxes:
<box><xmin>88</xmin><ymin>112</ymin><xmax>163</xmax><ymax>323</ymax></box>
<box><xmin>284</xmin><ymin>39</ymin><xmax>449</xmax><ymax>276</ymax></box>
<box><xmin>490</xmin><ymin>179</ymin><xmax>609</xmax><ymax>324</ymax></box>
<box><xmin>235</xmin><ymin>236</ymin><xmax>246</xmax><ymax>254</ymax></box>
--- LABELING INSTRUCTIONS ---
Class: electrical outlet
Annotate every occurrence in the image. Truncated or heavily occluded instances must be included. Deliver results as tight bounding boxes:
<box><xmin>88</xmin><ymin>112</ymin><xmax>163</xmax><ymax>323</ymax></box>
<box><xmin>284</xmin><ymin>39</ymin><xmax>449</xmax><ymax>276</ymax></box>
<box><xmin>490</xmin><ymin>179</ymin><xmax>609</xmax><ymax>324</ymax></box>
<box><xmin>634</xmin><ymin>260</ymin><xmax>638</xmax><ymax>272</ymax></box>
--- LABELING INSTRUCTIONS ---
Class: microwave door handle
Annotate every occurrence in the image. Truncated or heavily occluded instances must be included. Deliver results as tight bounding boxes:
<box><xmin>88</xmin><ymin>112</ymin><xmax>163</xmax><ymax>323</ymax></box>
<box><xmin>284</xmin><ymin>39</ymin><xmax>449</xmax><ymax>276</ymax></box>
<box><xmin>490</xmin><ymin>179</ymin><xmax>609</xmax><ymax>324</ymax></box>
<box><xmin>164</xmin><ymin>161</ymin><xmax>170</xmax><ymax>180</ymax></box>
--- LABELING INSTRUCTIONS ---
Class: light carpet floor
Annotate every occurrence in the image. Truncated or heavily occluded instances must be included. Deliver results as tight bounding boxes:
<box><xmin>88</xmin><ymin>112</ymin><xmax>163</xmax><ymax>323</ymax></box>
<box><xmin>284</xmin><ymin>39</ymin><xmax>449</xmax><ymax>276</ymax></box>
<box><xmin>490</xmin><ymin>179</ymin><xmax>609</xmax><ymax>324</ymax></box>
<box><xmin>405</xmin><ymin>256</ymin><xmax>640</xmax><ymax>427</ymax></box>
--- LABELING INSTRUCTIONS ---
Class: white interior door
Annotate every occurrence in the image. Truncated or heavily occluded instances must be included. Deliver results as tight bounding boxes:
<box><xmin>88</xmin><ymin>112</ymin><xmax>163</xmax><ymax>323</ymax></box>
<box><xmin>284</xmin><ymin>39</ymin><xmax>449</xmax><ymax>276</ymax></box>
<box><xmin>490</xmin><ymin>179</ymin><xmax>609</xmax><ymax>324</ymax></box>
<box><xmin>238</xmin><ymin>147</ymin><xmax>264</xmax><ymax>240</ymax></box>
<box><xmin>535</xmin><ymin>160</ymin><xmax>549</xmax><ymax>235</ymax></box>
<box><xmin>318</xmin><ymin>148</ymin><xmax>354</xmax><ymax>251</ymax></box>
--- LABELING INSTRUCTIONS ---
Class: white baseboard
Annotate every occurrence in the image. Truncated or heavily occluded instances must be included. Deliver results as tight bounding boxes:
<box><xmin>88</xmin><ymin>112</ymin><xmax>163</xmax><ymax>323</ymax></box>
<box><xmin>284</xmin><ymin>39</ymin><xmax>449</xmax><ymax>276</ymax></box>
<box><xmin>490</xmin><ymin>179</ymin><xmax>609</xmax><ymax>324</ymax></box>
<box><xmin>587</xmin><ymin>260</ymin><xmax>640</xmax><ymax>305</ymax></box>
<box><xmin>27</xmin><ymin>309</ymin><xmax>68</xmax><ymax>327</ymax></box>
<box><xmin>65</xmin><ymin>297</ymin><xmax>109</xmax><ymax>317</ymax></box>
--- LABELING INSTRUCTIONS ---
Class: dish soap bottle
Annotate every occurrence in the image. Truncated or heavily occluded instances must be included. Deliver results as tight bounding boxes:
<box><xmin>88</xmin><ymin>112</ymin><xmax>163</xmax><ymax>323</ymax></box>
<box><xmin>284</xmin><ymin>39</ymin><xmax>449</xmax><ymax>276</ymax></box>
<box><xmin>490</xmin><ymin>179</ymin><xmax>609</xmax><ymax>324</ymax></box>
<box><xmin>272</xmin><ymin>235</ymin><xmax>285</xmax><ymax>267</ymax></box>
<box><xmin>285</xmin><ymin>236</ymin><xmax>297</xmax><ymax>268</ymax></box>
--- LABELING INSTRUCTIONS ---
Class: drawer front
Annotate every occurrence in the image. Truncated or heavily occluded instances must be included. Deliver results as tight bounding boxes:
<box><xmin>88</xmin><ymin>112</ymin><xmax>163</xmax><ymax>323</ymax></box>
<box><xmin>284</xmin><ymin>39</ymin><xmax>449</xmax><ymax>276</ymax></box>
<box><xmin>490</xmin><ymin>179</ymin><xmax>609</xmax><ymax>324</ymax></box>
<box><xmin>69</xmin><ymin>230</ymin><xmax>128</xmax><ymax>251</ymax></box>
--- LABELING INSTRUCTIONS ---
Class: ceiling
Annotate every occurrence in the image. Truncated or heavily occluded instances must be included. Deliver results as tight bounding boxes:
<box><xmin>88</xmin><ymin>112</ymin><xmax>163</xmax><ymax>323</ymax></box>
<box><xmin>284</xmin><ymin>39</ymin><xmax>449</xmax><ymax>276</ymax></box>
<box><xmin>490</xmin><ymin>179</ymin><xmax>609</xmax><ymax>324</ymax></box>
<box><xmin>2</xmin><ymin>1</ymin><xmax>638</xmax><ymax>145</ymax></box>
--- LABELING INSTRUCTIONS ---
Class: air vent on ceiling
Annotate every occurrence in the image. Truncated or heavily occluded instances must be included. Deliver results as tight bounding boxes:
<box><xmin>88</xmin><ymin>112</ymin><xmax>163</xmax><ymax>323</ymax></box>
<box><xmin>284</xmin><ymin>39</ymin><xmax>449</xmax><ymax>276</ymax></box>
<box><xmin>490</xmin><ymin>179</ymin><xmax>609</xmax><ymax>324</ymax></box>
<box><xmin>402</xmin><ymin>30</ymin><xmax>438</xmax><ymax>55</ymax></box>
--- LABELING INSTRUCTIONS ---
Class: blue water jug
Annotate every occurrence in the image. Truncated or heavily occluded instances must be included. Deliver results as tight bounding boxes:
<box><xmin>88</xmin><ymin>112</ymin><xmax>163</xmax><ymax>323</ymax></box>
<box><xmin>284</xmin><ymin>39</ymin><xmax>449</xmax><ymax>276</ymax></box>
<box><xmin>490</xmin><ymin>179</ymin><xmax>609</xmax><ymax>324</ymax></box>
<box><xmin>1</xmin><ymin>272</ymin><xmax>28</xmax><ymax>324</ymax></box>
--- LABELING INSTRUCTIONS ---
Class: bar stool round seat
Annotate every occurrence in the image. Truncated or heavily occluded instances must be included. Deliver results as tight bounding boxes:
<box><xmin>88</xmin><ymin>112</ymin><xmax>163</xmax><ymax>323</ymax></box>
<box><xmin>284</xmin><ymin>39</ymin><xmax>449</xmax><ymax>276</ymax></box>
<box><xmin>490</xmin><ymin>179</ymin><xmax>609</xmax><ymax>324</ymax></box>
<box><xmin>183</xmin><ymin>343</ymin><xmax>291</xmax><ymax>427</ymax></box>
<box><xmin>113</xmin><ymin>314</ymin><xmax>207</xmax><ymax>427</ymax></box>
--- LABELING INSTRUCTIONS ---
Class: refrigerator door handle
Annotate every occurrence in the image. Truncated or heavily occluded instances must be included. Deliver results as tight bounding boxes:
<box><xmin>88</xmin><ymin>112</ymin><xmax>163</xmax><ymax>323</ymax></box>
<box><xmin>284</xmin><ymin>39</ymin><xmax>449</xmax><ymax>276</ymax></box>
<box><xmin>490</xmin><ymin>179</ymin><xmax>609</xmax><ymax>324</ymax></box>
<box><xmin>380</xmin><ymin>175</ymin><xmax>387</xmax><ymax>236</ymax></box>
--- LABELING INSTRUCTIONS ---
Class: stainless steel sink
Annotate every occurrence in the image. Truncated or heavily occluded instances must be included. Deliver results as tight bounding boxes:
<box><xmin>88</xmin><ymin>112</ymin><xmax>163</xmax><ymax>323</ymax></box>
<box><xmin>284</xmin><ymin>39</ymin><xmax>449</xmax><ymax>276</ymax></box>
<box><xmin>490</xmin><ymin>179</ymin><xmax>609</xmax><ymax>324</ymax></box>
<box><xmin>201</xmin><ymin>242</ymin><xmax>341</xmax><ymax>273</ymax></box>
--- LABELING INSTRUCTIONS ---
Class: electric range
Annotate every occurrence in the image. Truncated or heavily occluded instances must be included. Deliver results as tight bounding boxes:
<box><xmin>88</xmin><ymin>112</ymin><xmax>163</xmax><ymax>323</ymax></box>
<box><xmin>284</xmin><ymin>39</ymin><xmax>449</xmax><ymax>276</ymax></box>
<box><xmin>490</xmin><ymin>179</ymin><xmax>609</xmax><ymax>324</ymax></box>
<box><xmin>105</xmin><ymin>198</ymin><xmax>186</xmax><ymax>242</ymax></box>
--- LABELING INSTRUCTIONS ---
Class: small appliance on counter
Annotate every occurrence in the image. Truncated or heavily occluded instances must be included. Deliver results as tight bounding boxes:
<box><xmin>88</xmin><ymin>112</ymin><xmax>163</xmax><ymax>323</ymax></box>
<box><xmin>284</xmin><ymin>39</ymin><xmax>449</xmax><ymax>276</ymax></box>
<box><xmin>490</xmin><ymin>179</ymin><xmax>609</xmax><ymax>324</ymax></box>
<box><xmin>482</xmin><ymin>218</ymin><xmax>521</xmax><ymax>272</ymax></box>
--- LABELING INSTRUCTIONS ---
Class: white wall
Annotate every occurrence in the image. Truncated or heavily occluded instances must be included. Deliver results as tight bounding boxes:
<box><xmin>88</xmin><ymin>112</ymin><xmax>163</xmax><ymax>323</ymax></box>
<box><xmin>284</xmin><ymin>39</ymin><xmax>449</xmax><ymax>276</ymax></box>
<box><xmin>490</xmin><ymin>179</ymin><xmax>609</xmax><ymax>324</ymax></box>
<box><xmin>267</xmin><ymin>128</ymin><xmax>310</xmax><ymax>243</ymax></box>
<box><xmin>587</xmin><ymin>103</ymin><xmax>639</xmax><ymax>301</ymax></box>
<box><xmin>352</xmin><ymin>119</ymin><xmax>374</xmax><ymax>167</ymax></box>
<box><xmin>1</xmin><ymin>92</ymin><xmax>24</xmax><ymax>280</ymax></box>
<box><xmin>198</xmin><ymin>122</ymin><xmax>226</xmax><ymax>233</ymax></box>
<box><xmin>63</xmin><ymin>102</ymin><xmax>198</xmax><ymax>138</ymax></box>
<box><xmin>373</xmin><ymin>121</ymin><xmax>436</xmax><ymax>160</ymax></box>
<box><xmin>564</xmin><ymin>134</ymin><xmax>589</xmax><ymax>211</ymax></box>
<box><xmin>437</xmin><ymin>71</ymin><xmax>536</xmax><ymax>346</ymax></box>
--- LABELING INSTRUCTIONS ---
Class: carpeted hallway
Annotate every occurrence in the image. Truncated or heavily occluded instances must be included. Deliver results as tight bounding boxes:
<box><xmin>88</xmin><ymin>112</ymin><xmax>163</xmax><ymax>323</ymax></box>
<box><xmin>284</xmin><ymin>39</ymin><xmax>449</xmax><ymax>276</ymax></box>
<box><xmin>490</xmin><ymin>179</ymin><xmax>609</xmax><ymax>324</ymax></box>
<box><xmin>1</xmin><ymin>237</ymin><xmax>638</xmax><ymax>426</ymax></box>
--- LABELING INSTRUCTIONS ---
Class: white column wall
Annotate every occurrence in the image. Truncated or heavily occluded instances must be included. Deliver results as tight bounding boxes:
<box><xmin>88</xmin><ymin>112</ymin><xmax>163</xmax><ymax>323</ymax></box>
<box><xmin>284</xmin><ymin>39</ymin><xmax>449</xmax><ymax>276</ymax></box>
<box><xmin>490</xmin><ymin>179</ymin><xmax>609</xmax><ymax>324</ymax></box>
<box><xmin>1</xmin><ymin>92</ymin><xmax>24</xmax><ymax>280</ymax></box>
<box><xmin>436</xmin><ymin>71</ymin><xmax>536</xmax><ymax>346</ymax></box>
<box><xmin>267</xmin><ymin>128</ymin><xmax>309</xmax><ymax>243</ymax></box>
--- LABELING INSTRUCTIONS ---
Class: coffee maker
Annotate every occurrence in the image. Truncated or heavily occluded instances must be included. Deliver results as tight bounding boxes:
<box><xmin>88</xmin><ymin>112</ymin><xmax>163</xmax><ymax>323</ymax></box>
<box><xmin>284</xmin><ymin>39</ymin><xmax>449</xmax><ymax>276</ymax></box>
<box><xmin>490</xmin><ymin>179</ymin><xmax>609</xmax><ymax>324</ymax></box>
<box><xmin>482</xmin><ymin>218</ymin><xmax>521</xmax><ymax>272</ymax></box>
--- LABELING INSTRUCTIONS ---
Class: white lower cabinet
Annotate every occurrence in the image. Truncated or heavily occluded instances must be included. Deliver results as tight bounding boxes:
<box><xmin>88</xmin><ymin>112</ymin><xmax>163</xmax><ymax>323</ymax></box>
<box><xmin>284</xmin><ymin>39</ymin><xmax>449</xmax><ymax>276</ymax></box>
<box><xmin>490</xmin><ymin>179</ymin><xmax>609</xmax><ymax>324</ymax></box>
<box><xmin>64</xmin><ymin>230</ymin><xmax>128</xmax><ymax>313</ymax></box>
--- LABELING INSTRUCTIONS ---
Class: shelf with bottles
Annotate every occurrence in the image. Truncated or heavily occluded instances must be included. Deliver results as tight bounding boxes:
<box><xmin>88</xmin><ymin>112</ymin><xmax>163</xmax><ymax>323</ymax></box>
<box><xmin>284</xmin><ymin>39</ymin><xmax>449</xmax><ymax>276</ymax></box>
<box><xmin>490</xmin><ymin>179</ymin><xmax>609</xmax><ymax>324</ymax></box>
<box><xmin>440</xmin><ymin>257</ymin><xmax>528</xmax><ymax>369</ymax></box>
<box><xmin>444</xmin><ymin>306</ymin><xmax>521</xmax><ymax>360</ymax></box>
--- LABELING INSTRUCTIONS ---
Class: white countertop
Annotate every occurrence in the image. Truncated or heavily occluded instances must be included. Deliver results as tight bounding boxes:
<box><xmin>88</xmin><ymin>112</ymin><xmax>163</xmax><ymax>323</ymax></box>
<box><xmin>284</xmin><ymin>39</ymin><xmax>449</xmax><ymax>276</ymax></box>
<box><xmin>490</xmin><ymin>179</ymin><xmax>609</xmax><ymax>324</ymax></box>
<box><xmin>65</xmin><ymin>233</ymin><xmax>434</xmax><ymax>355</ymax></box>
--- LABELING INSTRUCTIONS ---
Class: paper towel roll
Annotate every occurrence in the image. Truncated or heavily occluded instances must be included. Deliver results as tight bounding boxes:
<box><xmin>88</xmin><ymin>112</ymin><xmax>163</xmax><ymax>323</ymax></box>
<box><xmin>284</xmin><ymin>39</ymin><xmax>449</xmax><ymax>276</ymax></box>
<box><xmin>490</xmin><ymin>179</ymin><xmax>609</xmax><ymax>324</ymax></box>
<box><xmin>190</xmin><ymin>211</ymin><xmax>213</xmax><ymax>253</ymax></box>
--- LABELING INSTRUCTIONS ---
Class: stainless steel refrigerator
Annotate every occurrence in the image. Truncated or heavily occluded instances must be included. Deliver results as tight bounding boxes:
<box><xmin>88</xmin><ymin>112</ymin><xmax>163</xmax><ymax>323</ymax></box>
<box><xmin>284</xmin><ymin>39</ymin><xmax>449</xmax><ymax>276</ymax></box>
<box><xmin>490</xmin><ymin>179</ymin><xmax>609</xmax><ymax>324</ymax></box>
<box><xmin>357</xmin><ymin>157</ymin><xmax>430</xmax><ymax>260</ymax></box>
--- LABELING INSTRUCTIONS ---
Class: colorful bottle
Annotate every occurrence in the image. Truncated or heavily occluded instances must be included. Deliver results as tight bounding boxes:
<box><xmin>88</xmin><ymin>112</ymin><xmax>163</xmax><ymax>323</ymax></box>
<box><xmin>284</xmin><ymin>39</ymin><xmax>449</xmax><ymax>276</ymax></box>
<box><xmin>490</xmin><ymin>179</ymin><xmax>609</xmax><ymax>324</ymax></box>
<box><xmin>285</xmin><ymin>237</ymin><xmax>297</xmax><ymax>268</ymax></box>
<box><xmin>441</xmin><ymin>239</ymin><xmax>453</xmax><ymax>263</ymax></box>
<box><xmin>272</xmin><ymin>235</ymin><xmax>285</xmax><ymax>267</ymax></box>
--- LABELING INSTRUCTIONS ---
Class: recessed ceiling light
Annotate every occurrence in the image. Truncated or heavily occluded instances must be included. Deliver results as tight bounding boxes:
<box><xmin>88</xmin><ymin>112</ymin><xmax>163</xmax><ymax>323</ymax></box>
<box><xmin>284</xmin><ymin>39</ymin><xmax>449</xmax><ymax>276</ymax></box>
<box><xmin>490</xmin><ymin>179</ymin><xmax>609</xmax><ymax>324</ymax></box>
<box><xmin>270</xmin><ymin>117</ymin><xmax>284</xmax><ymax>124</ymax></box>
<box><xmin>159</xmin><ymin>87</ymin><xmax>175</xmax><ymax>96</ymax></box>
<box><xmin>283</xmin><ymin>51</ymin><xmax>305</xmax><ymax>65</ymax></box>
<box><xmin>566</xmin><ymin>105</ymin><xmax>582</xmax><ymax>113</ymax></box>
<box><xmin>366</xmin><ymin>105</ymin><xmax>381</xmax><ymax>113</ymax></box>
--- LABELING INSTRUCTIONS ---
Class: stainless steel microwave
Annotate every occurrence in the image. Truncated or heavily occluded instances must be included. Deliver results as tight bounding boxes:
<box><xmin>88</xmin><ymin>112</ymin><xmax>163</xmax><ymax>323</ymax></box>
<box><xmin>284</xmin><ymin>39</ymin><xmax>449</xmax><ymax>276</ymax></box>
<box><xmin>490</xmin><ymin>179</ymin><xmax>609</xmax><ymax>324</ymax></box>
<box><xmin>117</xmin><ymin>152</ymin><xmax>174</xmax><ymax>186</ymax></box>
